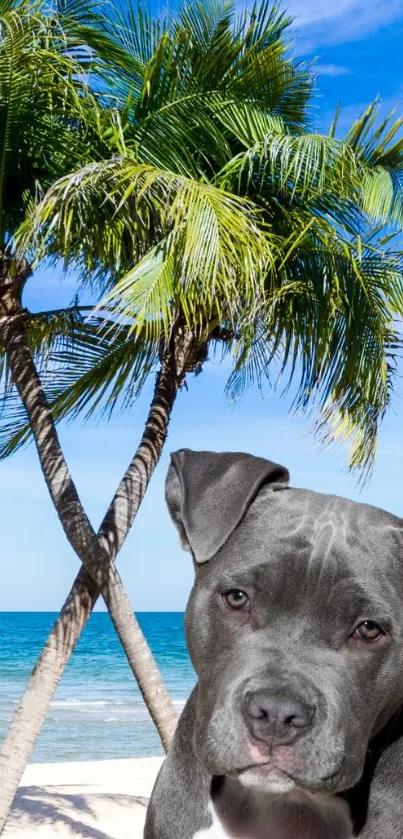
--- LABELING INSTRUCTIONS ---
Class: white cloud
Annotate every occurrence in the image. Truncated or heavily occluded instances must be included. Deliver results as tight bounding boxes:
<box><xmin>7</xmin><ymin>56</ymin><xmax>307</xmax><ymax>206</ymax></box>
<box><xmin>286</xmin><ymin>0</ymin><xmax>403</xmax><ymax>48</ymax></box>
<box><xmin>314</xmin><ymin>64</ymin><xmax>350</xmax><ymax>76</ymax></box>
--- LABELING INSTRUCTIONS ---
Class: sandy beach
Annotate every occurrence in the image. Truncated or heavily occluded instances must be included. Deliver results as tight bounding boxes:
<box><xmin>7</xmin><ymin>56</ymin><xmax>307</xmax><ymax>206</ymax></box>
<box><xmin>3</xmin><ymin>757</ymin><xmax>163</xmax><ymax>838</ymax></box>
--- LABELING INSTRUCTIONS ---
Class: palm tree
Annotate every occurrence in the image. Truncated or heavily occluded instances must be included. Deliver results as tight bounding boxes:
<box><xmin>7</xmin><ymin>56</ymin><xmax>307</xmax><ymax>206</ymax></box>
<box><xmin>1</xmin><ymin>0</ymin><xmax>403</xmax><ymax>828</ymax></box>
<box><xmin>0</xmin><ymin>0</ymin><xmax>281</xmax><ymax>827</ymax></box>
<box><xmin>0</xmin><ymin>0</ymin><xmax>185</xmax><ymax>823</ymax></box>
<box><xmin>25</xmin><ymin>0</ymin><xmax>403</xmax><ymax>474</ymax></box>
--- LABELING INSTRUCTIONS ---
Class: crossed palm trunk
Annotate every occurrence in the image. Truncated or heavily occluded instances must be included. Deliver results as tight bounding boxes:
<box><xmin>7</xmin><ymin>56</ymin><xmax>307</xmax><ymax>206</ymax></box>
<box><xmin>0</xmin><ymin>274</ymin><xmax>190</xmax><ymax>830</ymax></box>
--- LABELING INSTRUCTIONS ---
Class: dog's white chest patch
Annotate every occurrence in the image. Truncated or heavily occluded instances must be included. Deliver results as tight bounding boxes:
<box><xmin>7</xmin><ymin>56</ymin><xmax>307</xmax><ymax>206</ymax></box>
<box><xmin>192</xmin><ymin>806</ymin><xmax>233</xmax><ymax>838</ymax></box>
<box><xmin>191</xmin><ymin>794</ymin><xmax>354</xmax><ymax>839</ymax></box>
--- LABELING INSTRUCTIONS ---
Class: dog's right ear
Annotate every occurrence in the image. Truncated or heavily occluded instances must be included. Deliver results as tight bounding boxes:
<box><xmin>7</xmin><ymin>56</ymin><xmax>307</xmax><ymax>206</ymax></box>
<box><xmin>165</xmin><ymin>448</ymin><xmax>289</xmax><ymax>563</ymax></box>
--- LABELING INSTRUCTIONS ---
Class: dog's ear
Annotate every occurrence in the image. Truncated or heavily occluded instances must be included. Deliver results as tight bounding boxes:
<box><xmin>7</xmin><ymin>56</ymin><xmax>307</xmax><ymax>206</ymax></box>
<box><xmin>165</xmin><ymin>448</ymin><xmax>289</xmax><ymax>563</ymax></box>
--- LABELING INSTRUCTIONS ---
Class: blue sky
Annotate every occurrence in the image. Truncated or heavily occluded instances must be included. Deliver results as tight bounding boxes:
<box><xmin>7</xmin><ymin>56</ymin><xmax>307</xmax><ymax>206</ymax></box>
<box><xmin>2</xmin><ymin>0</ymin><xmax>403</xmax><ymax>611</ymax></box>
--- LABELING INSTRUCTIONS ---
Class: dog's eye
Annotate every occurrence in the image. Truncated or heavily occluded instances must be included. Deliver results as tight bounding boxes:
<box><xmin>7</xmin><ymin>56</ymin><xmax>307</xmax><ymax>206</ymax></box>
<box><xmin>222</xmin><ymin>590</ymin><xmax>249</xmax><ymax>610</ymax></box>
<box><xmin>352</xmin><ymin>621</ymin><xmax>385</xmax><ymax>642</ymax></box>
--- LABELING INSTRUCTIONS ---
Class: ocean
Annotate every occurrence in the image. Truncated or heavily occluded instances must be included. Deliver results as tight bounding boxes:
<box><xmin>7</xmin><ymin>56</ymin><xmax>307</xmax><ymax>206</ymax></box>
<box><xmin>0</xmin><ymin>612</ymin><xmax>195</xmax><ymax>763</ymax></box>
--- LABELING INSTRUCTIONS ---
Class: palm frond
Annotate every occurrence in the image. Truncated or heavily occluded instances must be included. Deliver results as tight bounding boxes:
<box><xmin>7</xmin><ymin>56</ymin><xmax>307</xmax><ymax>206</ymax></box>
<box><xmin>215</xmin><ymin>130</ymin><xmax>359</xmax><ymax>200</ymax></box>
<box><xmin>0</xmin><ymin>0</ymin><xmax>100</xmax><ymax>242</ymax></box>
<box><xmin>342</xmin><ymin>101</ymin><xmax>403</xmax><ymax>226</ymax></box>
<box><xmin>20</xmin><ymin>158</ymin><xmax>276</xmax><ymax>332</ymax></box>
<box><xmin>0</xmin><ymin>314</ymin><xmax>159</xmax><ymax>457</ymax></box>
<box><xmin>227</xmin><ymin>229</ymin><xmax>403</xmax><ymax>477</ymax></box>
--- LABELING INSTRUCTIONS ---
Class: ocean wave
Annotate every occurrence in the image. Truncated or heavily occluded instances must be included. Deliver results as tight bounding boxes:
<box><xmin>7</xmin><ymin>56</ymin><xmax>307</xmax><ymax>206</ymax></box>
<box><xmin>0</xmin><ymin>612</ymin><xmax>195</xmax><ymax>762</ymax></box>
<box><xmin>49</xmin><ymin>697</ymin><xmax>188</xmax><ymax>709</ymax></box>
<box><xmin>5</xmin><ymin>697</ymin><xmax>189</xmax><ymax>720</ymax></box>
<box><xmin>51</xmin><ymin>699</ymin><xmax>113</xmax><ymax>708</ymax></box>
<box><xmin>103</xmin><ymin>716</ymin><xmax>151</xmax><ymax>723</ymax></box>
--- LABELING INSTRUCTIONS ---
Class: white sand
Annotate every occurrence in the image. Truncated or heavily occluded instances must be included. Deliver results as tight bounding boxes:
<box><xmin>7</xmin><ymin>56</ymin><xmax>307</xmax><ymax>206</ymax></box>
<box><xmin>3</xmin><ymin>757</ymin><xmax>164</xmax><ymax>838</ymax></box>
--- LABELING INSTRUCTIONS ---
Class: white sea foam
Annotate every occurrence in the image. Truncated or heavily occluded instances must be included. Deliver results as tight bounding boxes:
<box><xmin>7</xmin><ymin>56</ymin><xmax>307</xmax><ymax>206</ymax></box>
<box><xmin>51</xmin><ymin>700</ymin><xmax>111</xmax><ymax>707</ymax></box>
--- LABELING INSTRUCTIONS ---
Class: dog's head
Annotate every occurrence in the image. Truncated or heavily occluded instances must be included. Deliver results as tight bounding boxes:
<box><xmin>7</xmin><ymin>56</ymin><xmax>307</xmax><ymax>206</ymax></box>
<box><xmin>166</xmin><ymin>449</ymin><xmax>403</xmax><ymax>796</ymax></box>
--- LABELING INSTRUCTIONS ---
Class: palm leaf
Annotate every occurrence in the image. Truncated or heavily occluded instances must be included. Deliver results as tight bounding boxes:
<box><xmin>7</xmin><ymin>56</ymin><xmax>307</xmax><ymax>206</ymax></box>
<box><xmin>342</xmin><ymin>101</ymin><xmax>403</xmax><ymax>226</ymax></box>
<box><xmin>21</xmin><ymin>158</ymin><xmax>276</xmax><ymax>332</ymax></box>
<box><xmin>0</xmin><ymin>313</ymin><xmax>159</xmax><ymax>457</ymax></box>
<box><xmin>227</xmin><ymin>228</ymin><xmax>403</xmax><ymax>477</ymax></box>
<box><xmin>0</xmin><ymin>0</ymin><xmax>99</xmax><ymax>243</ymax></box>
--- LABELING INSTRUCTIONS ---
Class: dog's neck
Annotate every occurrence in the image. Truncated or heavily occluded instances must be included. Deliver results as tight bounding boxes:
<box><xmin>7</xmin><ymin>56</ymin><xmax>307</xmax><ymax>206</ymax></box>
<box><xmin>193</xmin><ymin>776</ymin><xmax>353</xmax><ymax>839</ymax></box>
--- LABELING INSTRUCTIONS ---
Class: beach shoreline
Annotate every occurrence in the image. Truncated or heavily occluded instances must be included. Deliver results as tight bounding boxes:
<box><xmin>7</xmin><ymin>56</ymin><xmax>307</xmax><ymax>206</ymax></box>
<box><xmin>3</xmin><ymin>756</ymin><xmax>163</xmax><ymax>838</ymax></box>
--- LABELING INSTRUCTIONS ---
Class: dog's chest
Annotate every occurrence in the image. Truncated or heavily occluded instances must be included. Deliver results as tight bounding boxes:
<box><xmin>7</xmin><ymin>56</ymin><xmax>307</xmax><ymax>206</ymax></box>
<box><xmin>194</xmin><ymin>804</ymin><xmax>253</xmax><ymax>838</ymax></box>
<box><xmin>192</xmin><ymin>806</ymin><xmax>232</xmax><ymax>838</ymax></box>
<box><xmin>192</xmin><ymin>790</ymin><xmax>354</xmax><ymax>839</ymax></box>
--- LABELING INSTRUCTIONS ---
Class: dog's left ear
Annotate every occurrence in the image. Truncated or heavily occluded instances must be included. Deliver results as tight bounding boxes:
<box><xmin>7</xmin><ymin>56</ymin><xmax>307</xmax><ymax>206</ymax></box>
<box><xmin>165</xmin><ymin>448</ymin><xmax>289</xmax><ymax>563</ymax></box>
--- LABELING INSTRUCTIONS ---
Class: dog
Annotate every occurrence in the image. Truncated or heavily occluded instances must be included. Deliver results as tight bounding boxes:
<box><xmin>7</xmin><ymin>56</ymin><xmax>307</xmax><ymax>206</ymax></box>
<box><xmin>144</xmin><ymin>449</ymin><xmax>403</xmax><ymax>838</ymax></box>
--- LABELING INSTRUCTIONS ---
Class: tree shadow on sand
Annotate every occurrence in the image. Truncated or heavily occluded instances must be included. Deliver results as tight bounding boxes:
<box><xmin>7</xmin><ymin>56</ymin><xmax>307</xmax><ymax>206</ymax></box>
<box><xmin>8</xmin><ymin>786</ymin><xmax>149</xmax><ymax>838</ymax></box>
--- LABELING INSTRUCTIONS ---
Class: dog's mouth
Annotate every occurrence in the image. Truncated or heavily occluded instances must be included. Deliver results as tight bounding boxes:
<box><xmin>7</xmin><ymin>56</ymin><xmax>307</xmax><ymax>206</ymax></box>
<box><xmin>233</xmin><ymin>761</ymin><xmax>297</xmax><ymax>793</ymax></box>
<box><xmin>235</xmin><ymin>739</ymin><xmax>347</xmax><ymax>790</ymax></box>
<box><xmin>233</xmin><ymin>757</ymin><xmax>345</xmax><ymax>794</ymax></box>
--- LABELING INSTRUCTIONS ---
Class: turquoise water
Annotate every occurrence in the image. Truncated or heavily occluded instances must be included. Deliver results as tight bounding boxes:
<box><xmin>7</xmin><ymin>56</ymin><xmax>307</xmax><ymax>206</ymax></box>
<box><xmin>0</xmin><ymin>612</ymin><xmax>195</xmax><ymax>762</ymax></box>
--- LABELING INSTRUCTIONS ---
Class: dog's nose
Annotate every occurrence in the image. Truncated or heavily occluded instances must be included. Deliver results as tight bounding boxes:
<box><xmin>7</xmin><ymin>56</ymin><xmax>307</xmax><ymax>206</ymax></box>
<box><xmin>244</xmin><ymin>690</ymin><xmax>316</xmax><ymax>746</ymax></box>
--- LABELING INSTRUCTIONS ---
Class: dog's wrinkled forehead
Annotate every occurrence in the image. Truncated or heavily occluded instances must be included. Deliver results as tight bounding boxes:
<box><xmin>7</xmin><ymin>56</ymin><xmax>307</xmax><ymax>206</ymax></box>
<box><xmin>166</xmin><ymin>448</ymin><xmax>403</xmax><ymax>580</ymax></box>
<box><xmin>233</xmin><ymin>482</ymin><xmax>398</xmax><ymax>559</ymax></box>
<box><xmin>215</xmin><ymin>484</ymin><xmax>403</xmax><ymax>611</ymax></box>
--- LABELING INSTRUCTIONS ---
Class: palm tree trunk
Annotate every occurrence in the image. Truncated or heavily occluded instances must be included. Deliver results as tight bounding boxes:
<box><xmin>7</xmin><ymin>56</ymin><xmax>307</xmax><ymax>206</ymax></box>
<box><xmin>0</xmin><ymin>315</ymin><xmax>182</xmax><ymax>832</ymax></box>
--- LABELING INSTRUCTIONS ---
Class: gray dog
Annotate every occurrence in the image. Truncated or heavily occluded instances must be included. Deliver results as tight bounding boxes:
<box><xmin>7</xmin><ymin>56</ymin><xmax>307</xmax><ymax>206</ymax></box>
<box><xmin>144</xmin><ymin>449</ymin><xmax>403</xmax><ymax>838</ymax></box>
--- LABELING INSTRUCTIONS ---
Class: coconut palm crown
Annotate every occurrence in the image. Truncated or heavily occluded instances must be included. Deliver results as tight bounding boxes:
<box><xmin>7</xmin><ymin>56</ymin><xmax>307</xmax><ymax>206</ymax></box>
<box><xmin>14</xmin><ymin>1</ymin><xmax>403</xmax><ymax>475</ymax></box>
<box><xmin>4</xmin><ymin>0</ymin><xmax>403</xmax><ymax>478</ymax></box>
